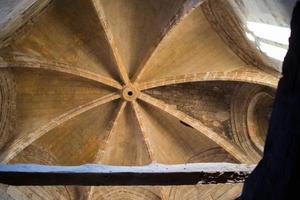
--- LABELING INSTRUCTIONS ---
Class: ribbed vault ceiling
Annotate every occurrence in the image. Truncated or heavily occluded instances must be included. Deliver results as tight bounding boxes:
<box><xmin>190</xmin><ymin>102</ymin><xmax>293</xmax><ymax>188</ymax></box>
<box><xmin>0</xmin><ymin>0</ymin><xmax>281</xmax><ymax>199</ymax></box>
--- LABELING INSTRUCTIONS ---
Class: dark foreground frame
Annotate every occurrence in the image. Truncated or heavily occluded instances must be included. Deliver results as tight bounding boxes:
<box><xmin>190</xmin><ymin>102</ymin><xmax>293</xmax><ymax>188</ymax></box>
<box><xmin>239</xmin><ymin>2</ymin><xmax>300</xmax><ymax>199</ymax></box>
<box><xmin>0</xmin><ymin>163</ymin><xmax>254</xmax><ymax>186</ymax></box>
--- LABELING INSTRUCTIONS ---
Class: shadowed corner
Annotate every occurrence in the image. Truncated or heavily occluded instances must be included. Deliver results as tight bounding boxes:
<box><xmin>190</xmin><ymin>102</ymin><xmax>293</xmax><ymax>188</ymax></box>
<box><xmin>238</xmin><ymin>1</ymin><xmax>300</xmax><ymax>199</ymax></box>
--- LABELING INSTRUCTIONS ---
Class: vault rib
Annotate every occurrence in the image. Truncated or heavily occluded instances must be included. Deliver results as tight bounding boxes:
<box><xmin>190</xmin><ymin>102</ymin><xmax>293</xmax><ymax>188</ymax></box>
<box><xmin>95</xmin><ymin>101</ymin><xmax>127</xmax><ymax>162</ymax></box>
<box><xmin>86</xmin><ymin>187</ymin><xmax>94</xmax><ymax>200</ymax></box>
<box><xmin>131</xmin><ymin>101</ymin><xmax>156</xmax><ymax>163</ymax></box>
<box><xmin>91</xmin><ymin>0</ymin><xmax>130</xmax><ymax>84</ymax></box>
<box><xmin>87</xmin><ymin>100</ymin><xmax>126</xmax><ymax>200</ymax></box>
<box><xmin>138</xmin><ymin>69</ymin><xmax>279</xmax><ymax>90</ymax></box>
<box><xmin>138</xmin><ymin>93</ymin><xmax>252</xmax><ymax>164</ymax></box>
<box><xmin>0</xmin><ymin>56</ymin><xmax>122</xmax><ymax>89</ymax></box>
<box><xmin>132</xmin><ymin>0</ymin><xmax>205</xmax><ymax>83</ymax></box>
<box><xmin>160</xmin><ymin>187</ymin><xmax>168</xmax><ymax>200</ymax></box>
<box><xmin>0</xmin><ymin>93</ymin><xmax>120</xmax><ymax>163</ymax></box>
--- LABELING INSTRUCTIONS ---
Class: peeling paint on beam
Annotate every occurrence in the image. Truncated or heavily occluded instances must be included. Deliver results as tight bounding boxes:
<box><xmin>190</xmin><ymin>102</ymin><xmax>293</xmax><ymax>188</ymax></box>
<box><xmin>0</xmin><ymin>163</ymin><xmax>255</xmax><ymax>186</ymax></box>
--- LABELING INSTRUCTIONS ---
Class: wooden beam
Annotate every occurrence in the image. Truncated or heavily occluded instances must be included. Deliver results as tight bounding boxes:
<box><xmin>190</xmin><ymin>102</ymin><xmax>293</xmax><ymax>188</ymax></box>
<box><xmin>0</xmin><ymin>163</ymin><xmax>255</xmax><ymax>186</ymax></box>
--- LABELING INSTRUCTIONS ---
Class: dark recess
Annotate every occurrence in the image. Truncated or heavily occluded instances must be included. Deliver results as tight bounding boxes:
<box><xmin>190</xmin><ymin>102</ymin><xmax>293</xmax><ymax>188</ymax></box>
<box><xmin>239</xmin><ymin>2</ymin><xmax>300</xmax><ymax>199</ymax></box>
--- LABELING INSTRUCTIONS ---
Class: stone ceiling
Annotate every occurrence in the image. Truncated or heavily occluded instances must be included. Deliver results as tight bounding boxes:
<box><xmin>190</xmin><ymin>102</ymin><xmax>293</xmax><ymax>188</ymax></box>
<box><xmin>0</xmin><ymin>0</ymin><xmax>291</xmax><ymax>199</ymax></box>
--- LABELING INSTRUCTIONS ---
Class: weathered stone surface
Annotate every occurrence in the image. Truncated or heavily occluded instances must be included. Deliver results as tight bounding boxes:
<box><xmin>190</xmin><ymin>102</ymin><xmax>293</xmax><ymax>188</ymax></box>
<box><xmin>0</xmin><ymin>0</ymin><xmax>286</xmax><ymax>199</ymax></box>
<box><xmin>0</xmin><ymin>70</ymin><xmax>16</xmax><ymax>152</ymax></box>
<box><xmin>145</xmin><ymin>81</ymin><xmax>276</xmax><ymax>163</ymax></box>
<box><xmin>0</xmin><ymin>0</ymin><xmax>51</xmax><ymax>49</ymax></box>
